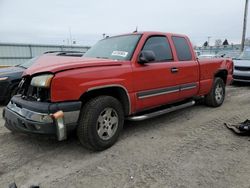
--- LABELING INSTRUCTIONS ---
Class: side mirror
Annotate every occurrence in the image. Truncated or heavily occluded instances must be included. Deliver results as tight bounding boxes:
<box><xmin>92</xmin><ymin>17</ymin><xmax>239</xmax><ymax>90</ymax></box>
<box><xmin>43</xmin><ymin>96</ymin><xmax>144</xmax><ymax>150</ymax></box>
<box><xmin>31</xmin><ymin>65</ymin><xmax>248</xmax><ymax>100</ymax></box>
<box><xmin>138</xmin><ymin>50</ymin><xmax>156</xmax><ymax>64</ymax></box>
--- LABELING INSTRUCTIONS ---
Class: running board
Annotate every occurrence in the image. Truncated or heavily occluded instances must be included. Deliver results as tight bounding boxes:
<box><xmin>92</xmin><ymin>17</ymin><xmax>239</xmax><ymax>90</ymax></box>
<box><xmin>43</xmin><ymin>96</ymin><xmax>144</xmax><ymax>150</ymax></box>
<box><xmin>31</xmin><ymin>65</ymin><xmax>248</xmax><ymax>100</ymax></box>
<box><xmin>127</xmin><ymin>100</ymin><xmax>195</xmax><ymax>121</ymax></box>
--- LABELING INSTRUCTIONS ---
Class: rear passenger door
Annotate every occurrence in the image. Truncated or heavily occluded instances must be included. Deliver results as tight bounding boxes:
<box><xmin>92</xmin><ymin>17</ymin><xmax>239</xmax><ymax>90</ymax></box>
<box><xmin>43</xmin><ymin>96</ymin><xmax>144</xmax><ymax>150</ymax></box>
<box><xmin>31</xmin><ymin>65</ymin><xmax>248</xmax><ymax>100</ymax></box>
<box><xmin>171</xmin><ymin>36</ymin><xmax>199</xmax><ymax>100</ymax></box>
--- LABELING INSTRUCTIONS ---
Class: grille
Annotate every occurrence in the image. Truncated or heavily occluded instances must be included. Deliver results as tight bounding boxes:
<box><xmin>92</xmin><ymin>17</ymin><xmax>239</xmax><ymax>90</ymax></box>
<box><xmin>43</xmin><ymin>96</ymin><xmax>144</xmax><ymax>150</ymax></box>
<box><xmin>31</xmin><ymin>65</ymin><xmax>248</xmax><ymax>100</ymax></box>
<box><xmin>234</xmin><ymin>66</ymin><xmax>250</xmax><ymax>71</ymax></box>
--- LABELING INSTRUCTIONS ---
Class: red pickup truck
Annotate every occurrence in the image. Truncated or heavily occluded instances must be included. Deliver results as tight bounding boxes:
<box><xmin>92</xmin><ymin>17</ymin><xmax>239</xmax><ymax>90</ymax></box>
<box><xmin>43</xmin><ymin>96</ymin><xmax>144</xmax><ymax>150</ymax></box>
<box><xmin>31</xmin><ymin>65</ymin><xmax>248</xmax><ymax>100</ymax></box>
<box><xmin>3</xmin><ymin>32</ymin><xmax>233</xmax><ymax>151</ymax></box>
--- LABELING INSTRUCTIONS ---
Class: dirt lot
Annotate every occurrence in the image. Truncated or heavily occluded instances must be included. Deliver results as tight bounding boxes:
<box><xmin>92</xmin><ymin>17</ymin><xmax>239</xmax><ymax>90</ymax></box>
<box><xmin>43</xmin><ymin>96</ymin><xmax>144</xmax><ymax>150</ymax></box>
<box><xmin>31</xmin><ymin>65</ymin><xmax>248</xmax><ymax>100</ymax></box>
<box><xmin>0</xmin><ymin>85</ymin><xmax>250</xmax><ymax>188</ymax></box>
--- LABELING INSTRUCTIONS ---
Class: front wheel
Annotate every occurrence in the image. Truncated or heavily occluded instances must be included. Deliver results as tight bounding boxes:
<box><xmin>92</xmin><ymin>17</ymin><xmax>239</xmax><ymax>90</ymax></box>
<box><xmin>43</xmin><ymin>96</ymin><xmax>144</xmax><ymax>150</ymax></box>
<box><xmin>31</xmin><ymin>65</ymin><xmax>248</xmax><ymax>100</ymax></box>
<box><xmin>77</xmin><ymin>96</ymin><xmax>124</xmax><ymax>151</ymax></box>
<box><xmin>205</xmin><ymin>77</ymin><xmax>225</xmax><ymax>107</ymax></box>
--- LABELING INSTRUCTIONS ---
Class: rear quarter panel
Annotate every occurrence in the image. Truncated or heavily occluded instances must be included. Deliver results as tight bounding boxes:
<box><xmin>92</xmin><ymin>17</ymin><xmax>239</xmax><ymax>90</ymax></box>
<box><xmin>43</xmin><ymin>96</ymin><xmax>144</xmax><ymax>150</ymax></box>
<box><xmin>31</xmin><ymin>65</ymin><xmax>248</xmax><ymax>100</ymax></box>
<box><xmin>198</xmin><ymin>58</ymin><xmax>233</xmax><ymax>95</ymax></box>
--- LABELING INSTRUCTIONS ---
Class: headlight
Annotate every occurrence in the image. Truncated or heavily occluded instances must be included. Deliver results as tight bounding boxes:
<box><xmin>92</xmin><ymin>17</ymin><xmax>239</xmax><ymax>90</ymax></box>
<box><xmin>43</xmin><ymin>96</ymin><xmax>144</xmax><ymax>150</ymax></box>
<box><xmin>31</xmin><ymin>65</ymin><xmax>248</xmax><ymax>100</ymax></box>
<box><xmin>31</xmin><ymin>74</ymin><xmax>54</xmax><ymax>88</ymax></box>
<box><xmin>0</xmin><ymin>77</ymin><xmax>8</xmax><ymax>81</ymax></box>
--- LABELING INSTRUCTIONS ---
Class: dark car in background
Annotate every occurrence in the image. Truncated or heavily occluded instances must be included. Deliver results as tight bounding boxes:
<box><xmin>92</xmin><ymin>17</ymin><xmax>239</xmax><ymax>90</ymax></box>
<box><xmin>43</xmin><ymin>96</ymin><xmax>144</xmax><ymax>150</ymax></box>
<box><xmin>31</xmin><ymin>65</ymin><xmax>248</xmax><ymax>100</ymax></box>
<box><xmin>0</xmin><ymin>58</ymin><xmax>37</xmax><ymax>104</ymax></box>
<box><xmin>233</xmin><ymin>49</ymin><xmax>250</xmax><ymax>83</ymax></box>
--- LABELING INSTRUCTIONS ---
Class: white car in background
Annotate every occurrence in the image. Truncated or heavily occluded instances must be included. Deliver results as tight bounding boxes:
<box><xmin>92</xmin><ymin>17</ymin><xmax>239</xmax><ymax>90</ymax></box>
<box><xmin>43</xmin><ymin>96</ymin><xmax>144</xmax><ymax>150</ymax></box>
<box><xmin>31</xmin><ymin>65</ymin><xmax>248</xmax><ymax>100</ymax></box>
<box><xmin>217</xmin><ymin>51</ymin><xmax>241</xmax><ymax>59</ymax></box>
<box><xmin>233</xmin><ymin>48</ymin><xmax>250</xmax><ymax>82</ymax></box>
<box><xmin>198</xmin><ymin>54</ymin><xmax>218</xmax><ymax>59</ymax></box>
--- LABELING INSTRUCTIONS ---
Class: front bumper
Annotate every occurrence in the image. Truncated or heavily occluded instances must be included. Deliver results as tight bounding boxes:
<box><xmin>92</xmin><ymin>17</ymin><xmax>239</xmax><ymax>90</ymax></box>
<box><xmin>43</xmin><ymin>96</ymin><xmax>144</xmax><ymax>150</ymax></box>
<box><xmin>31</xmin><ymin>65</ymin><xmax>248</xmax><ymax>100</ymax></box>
<box><xmin>233</xmin><ymin>70</ymin><xmax>250</xmax><ymax>83</ymax></box>
<box><xmin>2</xmin><ymin>95</ymin><xmax>81</xmax><ymax>140</ymax></box>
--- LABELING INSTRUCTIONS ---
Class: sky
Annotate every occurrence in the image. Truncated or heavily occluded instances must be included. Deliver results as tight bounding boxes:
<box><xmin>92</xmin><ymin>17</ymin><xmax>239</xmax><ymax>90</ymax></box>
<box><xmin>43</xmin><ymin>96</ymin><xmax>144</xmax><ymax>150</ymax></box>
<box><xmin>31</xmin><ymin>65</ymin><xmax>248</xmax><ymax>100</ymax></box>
<box><xmin>0</xmin><ymin>0</ymin><xmax>249</xmax><ymax>46</ymax></box>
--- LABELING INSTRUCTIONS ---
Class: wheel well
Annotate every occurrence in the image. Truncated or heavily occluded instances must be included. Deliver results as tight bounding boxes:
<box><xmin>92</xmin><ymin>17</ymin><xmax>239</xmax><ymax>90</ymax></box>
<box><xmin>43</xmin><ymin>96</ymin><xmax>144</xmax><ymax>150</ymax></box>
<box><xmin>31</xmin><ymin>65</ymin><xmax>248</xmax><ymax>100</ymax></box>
<box><xmin>214</xmin><ymin>70</ymin><xmax>228</xmax><ymax>84</ymax></box>
<box><xmin>80</xmin><ymin>87</ymin><xmax>130</xmax><ymax>116</ymax></box>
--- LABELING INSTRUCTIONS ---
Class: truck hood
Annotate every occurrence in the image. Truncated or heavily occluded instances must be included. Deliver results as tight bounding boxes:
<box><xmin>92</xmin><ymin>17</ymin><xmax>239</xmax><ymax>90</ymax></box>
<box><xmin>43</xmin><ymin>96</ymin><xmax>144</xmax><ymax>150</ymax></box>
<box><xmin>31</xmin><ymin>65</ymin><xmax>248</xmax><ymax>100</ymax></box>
<box><xmin>24</xmin><ymin>55</ymin><xmax>122</xmax><ymax>76</ymax></box>
<box><xmin>233</xmin><ymin>59</ymin><xmax>250</xmax><ymax>67</ymax></box>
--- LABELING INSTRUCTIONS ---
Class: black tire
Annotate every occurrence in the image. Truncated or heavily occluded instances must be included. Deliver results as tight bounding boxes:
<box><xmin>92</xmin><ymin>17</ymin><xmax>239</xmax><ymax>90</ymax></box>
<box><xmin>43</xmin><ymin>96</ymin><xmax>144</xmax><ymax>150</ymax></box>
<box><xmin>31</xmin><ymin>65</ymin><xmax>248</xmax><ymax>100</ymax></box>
<box><xmin>77</xmin><ymin>96</ymin><xmax>124</xmax><ymax>151</ymax></box>
<box><xmin>205</xmin><ymin>77</ymin><xmax>225</xmax><ymax>107</ymax></box>
<box><xmin>4</xmin><ymin>122</ymin><xmax>16</xmax><ymax>132</ymax></box>
<box><xmin>3</xmin><ymin>86</ymin><xmax>18</xmax><ymax>105</ymax></box>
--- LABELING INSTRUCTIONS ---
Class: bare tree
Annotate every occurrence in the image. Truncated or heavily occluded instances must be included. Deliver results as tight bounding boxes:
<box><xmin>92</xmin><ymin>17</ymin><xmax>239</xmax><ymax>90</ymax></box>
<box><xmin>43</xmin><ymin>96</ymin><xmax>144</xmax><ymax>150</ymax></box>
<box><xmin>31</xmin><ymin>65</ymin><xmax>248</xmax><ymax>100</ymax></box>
<box><xmin>223</xmin><ymin>39</ymin><xmax>229</xmax><ymax>46</ymax></box>
<box><xmin>215</xmin><ymin>39</ymin><xmax>222</xmax><ymax>46</ymax></box>
<box><xmin>203</xmin><ymin>41</ymin><xmax>208</xmax><ymax>47</ymax></box>
<box><xmin>245</xmin><ymin>38</ymin><xmax>250</xmax><ymax>46</ymax></box>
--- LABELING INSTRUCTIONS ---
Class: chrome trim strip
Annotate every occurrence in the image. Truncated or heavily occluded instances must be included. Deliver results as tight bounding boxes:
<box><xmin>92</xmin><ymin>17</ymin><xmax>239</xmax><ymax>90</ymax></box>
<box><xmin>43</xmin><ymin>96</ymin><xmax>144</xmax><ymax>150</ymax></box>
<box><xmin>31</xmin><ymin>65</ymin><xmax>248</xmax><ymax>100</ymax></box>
<box><xmin>180</xmin><ymin>83</ymin><xmax>197</xmax><ymax>91</ymax></box>
<box><xmin>138</xmin><ymin>89</ymin><xmax>179</xmax><ymax>99</ymax></box>
<box><xmin>180</xmin><ymin>86</ymin><xmax>196</xmax><ymax>91</ymax></box>
<box><xmin>87</xmin><ymin>84</ymin><xmax>131</xmax><ymax>115</ymax></box>
<box><xmin>7</xmin><ymin>102</ymin><xmax>80</xmax><ymax>124</ymax></box>
<box><xmin>137</xmin><ymin>83</ymin><xmax>197</xmax><ymax>99</ymax></box>
<box><xmin>7</xmin><ymin>102</ymin><xmax>53</xmax><ymax>123</ymax></box>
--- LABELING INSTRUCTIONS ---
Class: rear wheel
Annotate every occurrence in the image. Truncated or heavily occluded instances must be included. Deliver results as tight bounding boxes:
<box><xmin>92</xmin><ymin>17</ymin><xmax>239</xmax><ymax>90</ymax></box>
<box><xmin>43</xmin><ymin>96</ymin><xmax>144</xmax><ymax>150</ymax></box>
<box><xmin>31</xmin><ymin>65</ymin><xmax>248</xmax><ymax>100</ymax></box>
<box><xmin>205</xmin><ymin>77</ymin><xmax>225</xmax><ymax>107</ymax></box>
<box><xmin>77</xmin><ymin>96</ymin><xmax>124</xmax><ymax>151</ymax></box>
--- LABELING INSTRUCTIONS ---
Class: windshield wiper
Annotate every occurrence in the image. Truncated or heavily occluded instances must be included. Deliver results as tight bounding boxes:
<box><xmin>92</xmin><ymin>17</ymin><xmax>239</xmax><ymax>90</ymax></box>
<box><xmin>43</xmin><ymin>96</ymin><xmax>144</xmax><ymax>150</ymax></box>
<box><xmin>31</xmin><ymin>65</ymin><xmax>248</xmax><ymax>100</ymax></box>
<box><xmin>96</xmin><ymin>56</ymin><xmax>110</xmax><ymax>59</ymax></box>
<box><xmin>17</xmin><ymin>65</ymin><xmax>26</xmax><ymax>69</ymax></box>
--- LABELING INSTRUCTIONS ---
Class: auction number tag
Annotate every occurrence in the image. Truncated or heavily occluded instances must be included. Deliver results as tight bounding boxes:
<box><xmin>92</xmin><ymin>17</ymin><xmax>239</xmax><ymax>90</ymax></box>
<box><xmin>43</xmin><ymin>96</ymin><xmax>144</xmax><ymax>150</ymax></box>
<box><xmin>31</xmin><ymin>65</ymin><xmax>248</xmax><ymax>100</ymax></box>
<box><xmin>111</xmin><ymin>51</ymin><xmax>128</xmax><ymax>57</ymax></box>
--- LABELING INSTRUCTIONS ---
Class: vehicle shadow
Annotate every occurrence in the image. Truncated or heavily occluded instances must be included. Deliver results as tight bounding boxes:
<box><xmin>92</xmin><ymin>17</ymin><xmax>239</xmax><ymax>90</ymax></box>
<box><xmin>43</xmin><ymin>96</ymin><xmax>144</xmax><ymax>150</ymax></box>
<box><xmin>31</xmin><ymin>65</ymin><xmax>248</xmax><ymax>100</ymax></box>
<box><xmin>0</xmin><ymin>102</ymin><xmax>7</xmax><ymax>107</ymax></box>
<box><xmin>231</xmin><ymin>81</ymin><xmax>250</xmax><ymax>87</ymax></box>
<box><xmin>0</xmin><ymin>103</ymin><xmax>205</xmax><ymax>155</ymax></box>
<box><xmin>121</xmin><ymin>103</ymin><xmax>205</xmax><ymax>139</ymax></box>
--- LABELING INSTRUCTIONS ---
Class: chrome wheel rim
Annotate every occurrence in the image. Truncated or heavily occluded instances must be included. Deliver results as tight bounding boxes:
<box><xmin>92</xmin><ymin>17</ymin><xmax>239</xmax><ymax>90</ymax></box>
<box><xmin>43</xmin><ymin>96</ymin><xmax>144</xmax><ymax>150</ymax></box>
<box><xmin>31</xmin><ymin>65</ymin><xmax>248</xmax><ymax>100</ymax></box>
<box><xmin>215</xmin><ymin>84</ymin><xmax>223</xmax><ymax>103</ymax></box>
<box><xmin>96</xmin><ymin>108</ymin><xmax>119</xmax><ymax>140</ymax></box>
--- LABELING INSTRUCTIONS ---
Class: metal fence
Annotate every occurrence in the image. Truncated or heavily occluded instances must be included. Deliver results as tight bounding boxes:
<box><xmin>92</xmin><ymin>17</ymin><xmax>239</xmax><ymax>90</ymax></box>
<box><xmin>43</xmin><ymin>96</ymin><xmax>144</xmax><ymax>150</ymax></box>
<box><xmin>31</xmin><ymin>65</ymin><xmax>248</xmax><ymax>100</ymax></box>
<box><xmin>0</xmin><ymin>43</ymin><xmax>90</xmax><ymax>66</ymax></box>
<box><xmin>194</xmin><ymin>44</ymin><xmax>242</xmax><ymax>54</ymax></box>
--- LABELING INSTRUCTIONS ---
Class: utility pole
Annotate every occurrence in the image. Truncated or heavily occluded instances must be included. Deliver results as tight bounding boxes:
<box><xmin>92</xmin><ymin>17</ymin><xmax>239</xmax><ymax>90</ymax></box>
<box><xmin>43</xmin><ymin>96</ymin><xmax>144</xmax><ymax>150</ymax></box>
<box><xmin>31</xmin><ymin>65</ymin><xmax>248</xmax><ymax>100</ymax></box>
<box><xmin>69</xmin><ymin>27</ymin><xmax>73</xmax><ymax>47</ymax></box>
<box><xmin>207</xmin><ymin>36</ymin><xmax>211</xmax><ymax>46</ymax></box>
<box><xmin>241</xmin><ymin>0</ymin><xmax>249</xmax><ymax>52</ymax></box>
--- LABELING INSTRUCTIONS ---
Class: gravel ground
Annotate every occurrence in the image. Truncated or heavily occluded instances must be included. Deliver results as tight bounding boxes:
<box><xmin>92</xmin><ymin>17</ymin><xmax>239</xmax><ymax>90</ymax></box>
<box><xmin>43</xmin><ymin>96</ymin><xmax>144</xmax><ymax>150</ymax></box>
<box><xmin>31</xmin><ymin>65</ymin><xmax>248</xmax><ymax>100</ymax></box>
<box><xmin>0</xmin><ymin>85</ymin><xmax>250</xmax><ymax>188</ymax></box>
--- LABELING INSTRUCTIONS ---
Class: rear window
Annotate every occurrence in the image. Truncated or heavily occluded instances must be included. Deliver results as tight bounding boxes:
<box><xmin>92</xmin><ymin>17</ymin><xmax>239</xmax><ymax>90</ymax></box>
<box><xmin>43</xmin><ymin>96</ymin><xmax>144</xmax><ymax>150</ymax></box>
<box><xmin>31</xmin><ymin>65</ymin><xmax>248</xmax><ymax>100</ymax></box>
<box><xmin>172</xmin><ymin>36</ymin><xmax>192</xmax><ymax>61</ymax></box>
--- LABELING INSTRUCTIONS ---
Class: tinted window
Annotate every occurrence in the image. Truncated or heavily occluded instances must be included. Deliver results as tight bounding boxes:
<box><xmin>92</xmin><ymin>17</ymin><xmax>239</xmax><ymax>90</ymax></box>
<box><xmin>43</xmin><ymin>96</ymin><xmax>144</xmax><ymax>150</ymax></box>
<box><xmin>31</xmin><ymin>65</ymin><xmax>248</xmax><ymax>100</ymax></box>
<box><xmin>142</xmin><ymin>36</ymin><xmax>173</xmax><ymax>62</ymax></box>
<box><xmin>172</xmin><ymin>36</ymin><xmax>192</xmax><ymax>61</ymax></box>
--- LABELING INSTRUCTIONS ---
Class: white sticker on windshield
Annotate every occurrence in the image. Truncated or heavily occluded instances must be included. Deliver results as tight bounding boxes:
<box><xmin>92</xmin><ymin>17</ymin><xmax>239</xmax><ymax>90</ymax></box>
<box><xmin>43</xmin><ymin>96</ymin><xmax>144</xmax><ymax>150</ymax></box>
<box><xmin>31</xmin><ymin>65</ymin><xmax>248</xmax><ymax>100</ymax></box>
<box><xmin>111</xmin><ymin>51</ymin><xmax>128</xmax><ymax>57</ymax></box>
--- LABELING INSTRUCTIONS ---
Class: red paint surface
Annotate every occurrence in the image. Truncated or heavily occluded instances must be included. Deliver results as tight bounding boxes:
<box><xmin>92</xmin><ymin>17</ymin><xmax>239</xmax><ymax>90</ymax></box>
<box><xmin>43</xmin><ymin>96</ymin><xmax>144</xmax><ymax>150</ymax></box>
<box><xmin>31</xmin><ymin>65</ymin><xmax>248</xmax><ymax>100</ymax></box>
<box><xmin>24</xmin><ymin>32</ymin><xmax>233</xmax><ymax>114</ymax></box>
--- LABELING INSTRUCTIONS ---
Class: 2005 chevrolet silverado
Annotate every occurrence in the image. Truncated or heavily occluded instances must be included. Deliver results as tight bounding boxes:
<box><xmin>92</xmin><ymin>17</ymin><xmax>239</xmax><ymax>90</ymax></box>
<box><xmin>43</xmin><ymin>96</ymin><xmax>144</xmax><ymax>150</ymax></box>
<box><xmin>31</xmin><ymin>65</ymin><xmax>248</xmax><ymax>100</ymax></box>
<box><xmin>3</xmin><ymin>32</ymin><xmax>233</xmax><ymax>151</ymax></box>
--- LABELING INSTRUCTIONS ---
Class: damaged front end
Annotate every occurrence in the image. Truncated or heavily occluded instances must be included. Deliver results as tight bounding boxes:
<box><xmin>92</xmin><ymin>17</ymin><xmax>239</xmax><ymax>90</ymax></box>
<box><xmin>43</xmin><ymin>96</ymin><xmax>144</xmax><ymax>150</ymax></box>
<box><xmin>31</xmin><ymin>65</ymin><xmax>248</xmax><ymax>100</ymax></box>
<box><xmin>18</xmin><ymin>74</ymin><xmax>52</xmax><ymax>102</ymax></box>
<box><xmin>2</xmin><ymin>74</ymin><xmax>81</xmax><ymax>141</ymax></box>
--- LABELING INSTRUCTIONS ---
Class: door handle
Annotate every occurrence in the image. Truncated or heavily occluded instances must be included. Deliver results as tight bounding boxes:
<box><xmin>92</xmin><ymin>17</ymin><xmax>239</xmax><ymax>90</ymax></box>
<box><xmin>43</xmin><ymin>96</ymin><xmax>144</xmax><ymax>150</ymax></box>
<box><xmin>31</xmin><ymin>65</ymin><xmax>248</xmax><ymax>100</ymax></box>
<box><xmin>171</xmin><ymin>67</ymin><xmax>179</xmax><ymax>73</ymax></box>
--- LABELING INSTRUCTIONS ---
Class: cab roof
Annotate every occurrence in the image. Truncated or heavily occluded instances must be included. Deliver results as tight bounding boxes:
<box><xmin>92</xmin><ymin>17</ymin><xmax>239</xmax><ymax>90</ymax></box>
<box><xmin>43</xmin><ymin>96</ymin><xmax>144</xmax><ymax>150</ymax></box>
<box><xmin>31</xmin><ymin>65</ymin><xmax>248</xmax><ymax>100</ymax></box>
<box><xmin>112</xmin><ymin>31</ymin><xmax>188</xmax><ymax>38</ymax></box>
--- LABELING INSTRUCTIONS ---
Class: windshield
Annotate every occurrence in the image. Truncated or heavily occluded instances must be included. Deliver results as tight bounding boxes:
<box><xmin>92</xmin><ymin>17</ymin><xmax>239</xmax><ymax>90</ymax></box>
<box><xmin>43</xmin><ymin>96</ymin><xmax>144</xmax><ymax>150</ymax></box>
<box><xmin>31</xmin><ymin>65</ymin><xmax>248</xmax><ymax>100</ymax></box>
<box><xmin>237</xmin><ymin>50</ymin><xmax>250</xmax><ymax>60</ymax></box>
<box><xmin>84</xmin><ymin>34</ymin><xmax>141</xmax><ymax>60</ymax></box>
<box><xmin>18</xmin><ymin>57</ymin><xmax>37</xmax><ymax>68</ymax></box>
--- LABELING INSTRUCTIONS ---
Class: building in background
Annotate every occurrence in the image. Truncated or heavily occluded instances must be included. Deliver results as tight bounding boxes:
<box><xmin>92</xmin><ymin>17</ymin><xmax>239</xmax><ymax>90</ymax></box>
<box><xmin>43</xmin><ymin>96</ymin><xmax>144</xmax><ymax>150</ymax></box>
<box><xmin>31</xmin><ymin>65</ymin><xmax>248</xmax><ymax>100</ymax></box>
<box><xmin>194</xmin><ymin>43</ymin><xmax>250</xmax><ymax>59</ymax></box>
<box><xmin>195</xmin><ymin>38</ymin><xmax>250</xmax><ymax>56</ymax></box>
<box><xmin>0</xmin><ymin>43</ymin><xmax>90</xmax><ymax>66</ymax></box>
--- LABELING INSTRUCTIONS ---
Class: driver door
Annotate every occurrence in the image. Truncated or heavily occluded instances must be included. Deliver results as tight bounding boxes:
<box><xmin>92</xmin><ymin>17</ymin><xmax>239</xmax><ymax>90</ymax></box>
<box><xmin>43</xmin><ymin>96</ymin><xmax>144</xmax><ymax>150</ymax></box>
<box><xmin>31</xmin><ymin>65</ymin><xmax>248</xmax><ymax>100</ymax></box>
<box><xmin>132</xmin><ymin>35</ymin><xmax>183</xmax><ymax>112</ymax></box>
